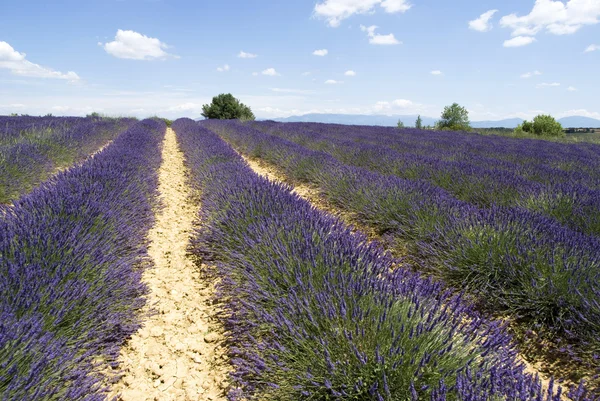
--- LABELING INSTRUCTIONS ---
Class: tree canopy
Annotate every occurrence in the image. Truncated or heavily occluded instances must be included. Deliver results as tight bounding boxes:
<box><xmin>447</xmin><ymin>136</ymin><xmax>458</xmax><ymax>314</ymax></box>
<box><xmin>436</xmin><ymin>103</ymin><xmax>471</xmax><ymax>131</ymax></box>
<box><xmin>415</xmin><ymin>115</ymin><xmax>423</xmax><ymax>129</ymax></box>
<box><xmin>201</xmin><ymin>93</ymin><xmax>255</xmax><ymax>120</ymax></box>
<box><xmin>515</xmin><ymin>114</ymin><xmax>564</xmax><ymax>137</ymax></box>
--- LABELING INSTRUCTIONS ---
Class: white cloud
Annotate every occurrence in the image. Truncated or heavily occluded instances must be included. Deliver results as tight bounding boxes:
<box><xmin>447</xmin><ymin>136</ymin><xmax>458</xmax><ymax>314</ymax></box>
<box><xmin>392</xmin><ymin>99</ymin><xmax>413</xmax><ymax>107</ymax></box>
<box><xmin>503</xmin><ymin>36</ymin><xmax>537</xmax><ymax>47</ymax></box>
<box><xmin>216</xmin><ymin>64</ymin><xmax>230</xmax><ymax>72</ymax></box>
<box><xmin>314</xmin><ymin>0</ymin><xmax>411</xmax><ymax>27</ymax></box>
<box><xmin>536</xmin><ymin>82</ymin><xmax>561</xmax><ymax>88</ymax></box>
<box><xmin>585</xmin><ymin>44</ymin><xmax>600</xmax><ymax>52</ymax></box>
<box><xmin>380</xmin><ymin>0</ymin><xmax>412</xmax><ymax>13</ymax></box>
<box><xmin>500</xmin><ymin>1</ymin><xmax>600</xmax><ymax>42</ymax></box>
<box><xmin>360</xmin><ymin>25</ymin><xmax>401</xmax><ymax>45</ymax></box>
<box><xmin>520</xmin><ymin>70</ymin><xmax>542</xmax><ymax>78</ymax></box>
<box><xmin>567</xmin><ymin>86</ymin><xmax>577</xmax><ymax>91</ymax></box>
<box><xmin>430</xmin><ymin>70</ymin><xmax>442</xmax><ymax>75</ymax></box>
<box><xmin>238</xmin><ymin>51</ymin><xmax>257</xmax><ymax>58</ymax></box>
<box><xmin>469</xmin><ymin>9</ymin><xmax>499</xmax><ymax>32</ymax></box>
<box><xmin>102</xmin><ymin>29</ymin><xmax>177</xmax><ymax>60</ymax></box>
<box><xmin>344</xmin><ymin>70</ymin><xmax>356</xmax><ymax>76</ymax></box>
<box><xmin>262</xmin><ymin>68</ymin><xmax>280</xmax><ymax>76</ymax></box>
<box><xmin>270</xmin><ymin>88</ymin><xmax>315</xmax><ymax>94</ymax></box>
<box><xmin>325</xmin><ymin>79</ymin><xmax>343</xmax><ymax>84</ymax></box>
<box><xmin>166</xmin><ymin>102</ymin><xmax>202</xmax><ymax>112</ymax></box>
<box><xmin>0</xmin><ymin>41</ymin><xmax>80</xmax><ymax>82</ymax></box>
<box><xmin>371</xmin><ymin>98</ymin><xmax>426</xmax><ymax>114</ymax></box>
<box><xmin>301</xmin><ymin>71</ymin><xmax>311</xmax><ymax>76</ymax></box>
<box><xmin>313</xmin><ymin>49</ymin><xmax>329</xmax><ymax>56</ymax></box>
<box><xmin>557</xmin><ymin>109</ymin><xmax>600</xmax><ymax>119</ymax></box>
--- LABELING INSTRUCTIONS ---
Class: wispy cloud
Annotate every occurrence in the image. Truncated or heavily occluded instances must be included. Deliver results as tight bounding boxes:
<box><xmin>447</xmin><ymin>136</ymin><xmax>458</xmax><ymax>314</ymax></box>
<box><xmin>325</xmin><ymin>79</ymin><xmax>343</xmax><ymax>84</ymax></box>
<box><xmin>503</xmin><ymin>36</ymin><xmax>536</xmax><ymax>48</ymax></box>
<box><xmin>536</xmin><ymin>82</ymin><xmax>560</xmax><ymax>88</ymax></box>
<box><xmin>313</xmin><ymin>49</ymin><xmax>329</xmax><ymax>56</ymax></box>
<box><xmin>469</xmin><ymin>9</ymin><xmax>498</xmax><ymax>32</ymax></box>
<box><xmin>360</xmin><ymin>25</ymin><xmax>401</xmax><ymax>45</ymax></box>
<box><xmin>0</xmin><ymin>41</ymin><xmax>80</xmax><ymax>82</ymax></box>
<box><xmin>238</xmin><ymin>51</ymin><xmax>258</xmax><ymax>58</ymax></box>
<box><xmin>262</xmin><ymin>68</ymin><xmax>280</xmax><ymax>76</ymax></box>
<box><xmin>216</xmin><ymin>64</ymin><xmax>230</xmax><ymax>72</ymax></box>
<box><xmin>520</xmin><ymin>70</ymin><xmax>542</xmax><ymax>78</ymax></box>
<box><xmin>585</xmin><ymin>44</ymin><xmax>600</xmax><ymax>53</ymax></box>
<box><xmin>344</xmin><ymin>70</ymin><xmax>356</xmax><ymax>76</ymax></box>
<box><xmin>271</xmin><ymin>88</ymin><xmax>315</xmax><ymax>94</ymax></box>
<box><xmin>430</xmin><ymin>70</ymin><xmax>442</xmax><ymax>75</ymax></box>
<box><xmin>314</xmin><ymin>0</ymin><xmax>412</xmax><ymax>27</ymax></box>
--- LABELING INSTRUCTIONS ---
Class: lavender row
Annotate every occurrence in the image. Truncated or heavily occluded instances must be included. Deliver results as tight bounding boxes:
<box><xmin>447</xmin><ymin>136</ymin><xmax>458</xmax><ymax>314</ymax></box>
<box><xmin>175</xmin><ymin>118</ymin><xmax>592</xmax><ymax>400</ymax></box>
<box><xmin>0</xmin><ymin>119</ymin><xmax>165</xmax><ymax>400</ymax></box>
<box><xmin>249</xmin><ymin>121</ymin><xmax>600</xmax><ymax>237</ymax></box>
<box><xmin>204</xmin><ymin>120</ymin><xmax>600</xmax><ymax>374</ymax></box>
<box><xmin>0</xmin><ymin>115</ymin><xmax>135</xmax><ymax>204</ymax></box>
<box><xmin>264</xmin><ymin>121</ymin><xmax>600</xmax><ymax>185</ymax></box>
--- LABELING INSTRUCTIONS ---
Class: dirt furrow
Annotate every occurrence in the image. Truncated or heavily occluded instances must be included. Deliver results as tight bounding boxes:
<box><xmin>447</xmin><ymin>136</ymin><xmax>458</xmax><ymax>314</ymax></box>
<box><xmin>110</xmin><ymin>127</ymin><xmax>228</xmax><ymax>401</ymax></box>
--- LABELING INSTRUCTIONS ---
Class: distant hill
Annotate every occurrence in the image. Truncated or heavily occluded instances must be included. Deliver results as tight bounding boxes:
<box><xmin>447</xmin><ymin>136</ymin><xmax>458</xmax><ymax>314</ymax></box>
<box><xmin>558</xmin><ymin>116</ymin><xmax>600</xmax><ymax>128</ymax></box>
<box><xmin>271</xmin><ymin>113</ymin><xmax>523</xmax><ymax>128</ymax></box>
<box><xmin>269</xmin><ymin>113</ymin><xmax>600</xmax><ymax>129</ymax></box>
<box><xmin>471</xmin><ymin>118</ymin><xmax>524</xmax><ymax>129</ymax></box>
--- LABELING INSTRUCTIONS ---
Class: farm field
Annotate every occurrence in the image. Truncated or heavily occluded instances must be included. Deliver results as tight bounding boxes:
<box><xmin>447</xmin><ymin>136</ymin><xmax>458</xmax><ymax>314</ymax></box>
<box><xmin>1</xmin><ymin>116</ymin><xmax>599</xmax><ymax>400</ymax></box>
<box><xmin>0</xmin><ymin>115</ymin><xmax>135</xmax><ymax>204</ymax></box>
<box><xmin>202</xmin><ymin>119</ymin><xmax>600</xmax><ymax>396</ymax></box>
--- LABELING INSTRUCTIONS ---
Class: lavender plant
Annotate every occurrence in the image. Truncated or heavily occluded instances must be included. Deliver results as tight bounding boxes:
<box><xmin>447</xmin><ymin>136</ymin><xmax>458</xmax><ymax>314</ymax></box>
<box><xmin>203</xmin><ymin>119</ymin><xmax>600</xmax><ymax>389</ymax></box>
<box><xmin>0</xmin><ymin>115</ymin><xmax>135</xmax><ymax>204</ymax></box>
<box><xmin>0</xmin><ymin>119</ymin><xmax>164</xmax><ymax>400</ymax></box>
<box><xmin>174</xmin><ymin>118</ymin><xmax>593</xmax><ymax>401</ymax></box>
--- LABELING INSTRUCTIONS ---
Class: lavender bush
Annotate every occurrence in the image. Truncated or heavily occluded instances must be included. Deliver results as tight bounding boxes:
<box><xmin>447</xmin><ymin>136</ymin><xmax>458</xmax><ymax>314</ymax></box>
<box><xmin>0</xmin><ymin>119</ymin><xmax>164</xmax><ymax>400</ymax></box>
<box><xmin>203</xmin><ymin>119</ymin><xmax>600</xmax><ymax>386</ymax></box>
<box><xmin>174</xmin><ymin>118</ymin><xmax>593</xmax><ymax>401</ymax></box>
<box><xmin>248</xmin><ymin>121</ymin><xmax>600</xmax><ymax>237</ymax></box>
<box><xmin>0</xmin><ymin>115</ymin><xmax>135</xmax><ymax>204</ymax></box>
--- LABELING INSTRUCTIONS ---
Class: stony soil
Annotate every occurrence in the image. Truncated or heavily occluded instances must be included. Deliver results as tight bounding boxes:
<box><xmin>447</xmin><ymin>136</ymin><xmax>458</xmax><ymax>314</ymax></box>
<box><xmin>110</xmin><ymin>128</ymin><xmax>228</xmax><ymax>401</ymax></box>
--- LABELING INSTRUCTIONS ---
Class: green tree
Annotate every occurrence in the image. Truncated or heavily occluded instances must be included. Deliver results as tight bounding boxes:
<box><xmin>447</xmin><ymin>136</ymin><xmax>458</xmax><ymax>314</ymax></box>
<box><xmin>397</xmin><ymin>120</ymin><xmax>405</xmax><ymax>129</ymax></box>
<box><xmin>201</xmin><ymin>93</ymin><xmax>255</xmax><ymax>120</ymax></box>
<box><xmin>415</xmin><ymin>115</ymin><xmax>423</xmax><ymax>129</ymax></box>
<box><xmin>436</xmin><ymin>103</ymin><xmax>471</xmax><ymax>131</ymax></box>
<box><xmin>515</xmin><ymin>114</ymin><xmax>564</xmax><ymax>137</ymax></box>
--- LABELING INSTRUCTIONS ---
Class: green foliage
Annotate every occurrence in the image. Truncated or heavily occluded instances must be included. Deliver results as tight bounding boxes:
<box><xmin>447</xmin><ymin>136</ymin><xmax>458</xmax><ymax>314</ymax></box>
<box><xmin>415</xmin><ymin>115</ymin><xmax>423</xmax><ymax>129</ymax></box>
<box><xmin>396</xmin><ymin>120</ymin><xmax>405</xmax><ymax>129</ymax></box>
<box><xmin>436</xmin><ymin>103</ymin><xmax>471</xmax><ymax>131</ymax></box>
<box><xmin>515</xmin><ymin>114</ymin><xmax>564</xmax><ymax>137</ymax></box>
<box><xmin>201</xmin><ymin>93</ymin><xmax>255</xmax><ymax>120</ymax></box>
<box><xmin>86</xmin><ymin>112</ymin><xmax>102</xmax><ymax>118</ymax></box>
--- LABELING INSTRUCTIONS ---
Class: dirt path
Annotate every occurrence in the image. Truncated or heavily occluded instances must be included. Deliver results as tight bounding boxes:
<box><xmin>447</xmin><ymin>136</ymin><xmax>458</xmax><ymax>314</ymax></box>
<box><xmin>110</xmin><ymin>128</ymin><xmax>228</xmax><ymax>401</ymax></box>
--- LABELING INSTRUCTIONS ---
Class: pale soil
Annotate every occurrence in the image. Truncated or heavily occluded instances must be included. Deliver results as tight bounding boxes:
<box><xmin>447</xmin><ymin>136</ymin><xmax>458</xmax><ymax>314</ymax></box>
<box><xmin>240</xmin><ymin>153</ymin><xmax>572</xmax><ymax>399</ymax></box>
<box><xmin>109</xmin><ymin>128</ymin><xmax>228</xmax><ymax>401</ymax></box>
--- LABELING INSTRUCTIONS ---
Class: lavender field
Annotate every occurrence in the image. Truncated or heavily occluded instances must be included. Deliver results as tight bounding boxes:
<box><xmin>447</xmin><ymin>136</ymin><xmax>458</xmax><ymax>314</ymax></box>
<box><xmin>0</xmin><ymin>115</ymin><xmax>135</xmax><ymax>203</ymax></box>
<box><xmin>1</xmin><ymin>115</ymin><xmax>599</xmax><ymax>400</ymax></box>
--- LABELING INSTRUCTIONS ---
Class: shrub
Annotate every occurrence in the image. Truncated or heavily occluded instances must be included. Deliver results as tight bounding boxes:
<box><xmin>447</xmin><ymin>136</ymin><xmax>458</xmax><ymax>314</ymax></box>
<box><xmin>515</xmin><ymin>115</ymin><xmax>564</xmax><ymax>137</ymax></box>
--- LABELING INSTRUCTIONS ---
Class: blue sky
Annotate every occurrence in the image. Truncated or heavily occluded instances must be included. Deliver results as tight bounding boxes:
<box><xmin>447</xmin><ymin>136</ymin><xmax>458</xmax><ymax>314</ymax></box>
<box><xmin>1</xmin><ymin>0</ymin><xmax>599</xmax><ymax>121</ymax></box>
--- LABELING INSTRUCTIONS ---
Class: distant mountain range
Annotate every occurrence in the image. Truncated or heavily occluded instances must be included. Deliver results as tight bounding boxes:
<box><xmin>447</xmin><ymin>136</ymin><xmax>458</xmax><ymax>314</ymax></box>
<box><xmin>269</xmin><ymin>113</ymin><xmax>600</xmax><ymax>129</ymax></box>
